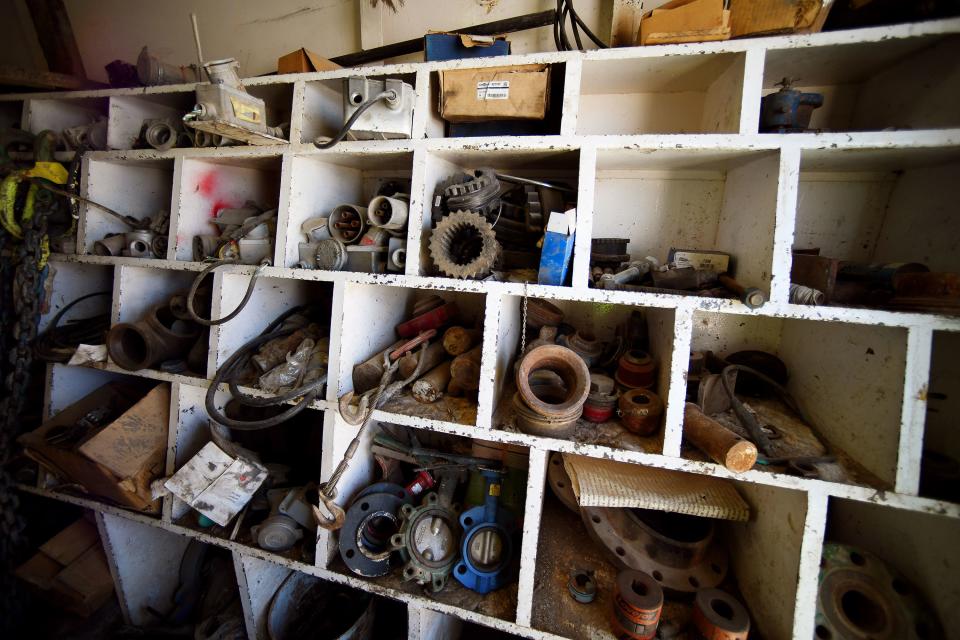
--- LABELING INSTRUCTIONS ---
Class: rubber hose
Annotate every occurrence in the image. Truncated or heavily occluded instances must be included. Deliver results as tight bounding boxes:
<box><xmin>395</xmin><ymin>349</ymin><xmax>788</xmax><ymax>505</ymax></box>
<box><xmin>187</xmin><ymin>259</ymin><xmax>266</xmax><ymax>326</ymax></box>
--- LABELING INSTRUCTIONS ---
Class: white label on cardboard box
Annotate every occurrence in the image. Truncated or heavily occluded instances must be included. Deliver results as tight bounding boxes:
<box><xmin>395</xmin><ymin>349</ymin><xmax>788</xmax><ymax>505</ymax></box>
<box><xmin>164</xmin><ymin>442</ymin><xmax>268</xmax><ymax>526</ymax></box>
<box><xmin>476</xmin><ymin>80</ymin><xmax>509</xmax><ymax>100</ymax></box>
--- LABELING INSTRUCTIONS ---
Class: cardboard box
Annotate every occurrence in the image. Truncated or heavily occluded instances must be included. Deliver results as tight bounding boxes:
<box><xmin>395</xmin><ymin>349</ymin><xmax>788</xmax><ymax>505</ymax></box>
<box><xmin>538</xmin><ymin>209</ymin><xmax>577</xmax><ymax>286</ymax></box>
<box><xmin>277</xmin><ymin>48</ymin><xmax>342</xmax><ymax>74</ymax></box>
<box><xmin>16</xmin><ymin>518</ymin><xmax>114</xmax><ymax>617</ymax></box>
<box><xmin>438</xmin><ymin>64</ymin><xmax>550</xmax><ymax>123</ymax></box>
<box><xmin>19</xmin><ymin>382</ymin><xmax>168</xmax><ymax>513</ymax></box>
<box><xmin>731</xmin><ymin>0</ymin><xmax>830</xmax><ymax>38</ymax></box>
<box><xmin>425</xmin><ymin>32</ymin><xmax>510</xmax><ymax>62</ymax></box>
<box><xmin>639</xmin><ymin>0</ymin><xmax>731</xmax><ymax>45</ymax></box>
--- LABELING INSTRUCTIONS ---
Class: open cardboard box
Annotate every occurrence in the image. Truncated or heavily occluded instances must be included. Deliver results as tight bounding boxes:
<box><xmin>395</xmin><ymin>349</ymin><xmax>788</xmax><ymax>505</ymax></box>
<box><xmin>19</xmin><ymin>381</ymin><xmax>169</xmax><ymax>513</ymax></box>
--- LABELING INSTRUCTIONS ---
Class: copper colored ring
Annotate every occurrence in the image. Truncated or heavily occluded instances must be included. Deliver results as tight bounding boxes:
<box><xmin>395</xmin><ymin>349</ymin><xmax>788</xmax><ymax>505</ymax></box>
<box><xmin>615</xmin><ymin>349</ymin><xmax>656</xmax><ymax>389</ymax></box>
<box><xmin>516</xmin><ymin>345</ymin><xmax>590</xmax><ymax>417</ymax></box>
<box><xmin>692</xmin><ymin>588</ymin><xmax>750</xmax><ymax>640</ymax></box>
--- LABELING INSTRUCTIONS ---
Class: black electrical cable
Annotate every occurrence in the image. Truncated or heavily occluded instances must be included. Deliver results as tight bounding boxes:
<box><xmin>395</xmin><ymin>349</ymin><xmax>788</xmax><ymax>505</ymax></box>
<box><xmin>186</xmin><ymin>259</ymin><xmax>267</xmax><ymax>326</ymax></box>
<box><xmin>313</xmin><ymin>90</ymin><xmax>397</xmax><ymax>150</ymax></box>
<box><xmin>34</xmin><ymin>291</ymin><xmax>112</xmax><ymax>362</ymax></box>
<box><xmin>205</xmin><ymin>306</ymin><xmax>326</xmax><ymax>430</ymax></box>
<box><xmin>554</xmin><ymin>0</ymin><xmax>608</xmax><ymax>51</ymax></box>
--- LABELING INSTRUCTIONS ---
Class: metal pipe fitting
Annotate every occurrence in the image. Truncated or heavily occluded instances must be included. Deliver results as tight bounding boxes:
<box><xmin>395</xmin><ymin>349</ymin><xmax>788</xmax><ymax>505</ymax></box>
<box><xmin>93</xmin><ymin>233</ymin><xmax>126</xmax><ymax>256</ymax></box>
<box><xmin>107</xmin><ymin>303</ymin><xmax>201</xmax><ymax>371</ymax></box>
<box><xmin>558</xmin><ymin>329</ymin><xmax>604</xmax><ymax>367</ymax></box>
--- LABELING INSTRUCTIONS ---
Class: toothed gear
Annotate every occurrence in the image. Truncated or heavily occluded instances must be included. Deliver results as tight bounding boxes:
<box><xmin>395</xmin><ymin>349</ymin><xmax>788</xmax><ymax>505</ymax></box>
<box><xmin>429</xmin><ymin>210</ymin><xmax>500</xmax><ymax>280</ymax></box>
<box><xmin>431</xmin><ymin>175</ymin><xmax>463</xmax><ymax>222</ymax></box>
<box><xmin>443</xmin><ymin>168</ymin><xmax>501</xmax><ymax>217</ymax></box>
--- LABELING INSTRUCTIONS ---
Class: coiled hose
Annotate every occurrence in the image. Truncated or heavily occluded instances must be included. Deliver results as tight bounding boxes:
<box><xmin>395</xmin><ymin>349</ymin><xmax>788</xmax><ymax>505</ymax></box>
<box><xmin>205</xmin><ymin>305</ymin><xmax>326</xmax><ymax>430</ymax></box>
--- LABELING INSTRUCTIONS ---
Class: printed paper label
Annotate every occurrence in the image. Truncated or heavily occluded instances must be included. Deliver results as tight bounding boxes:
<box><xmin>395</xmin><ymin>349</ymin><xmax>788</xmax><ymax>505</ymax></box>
<box><xmin>476</xmin><ymin>80</ymin><xmax>509</xmax><ymax>100</ymax></box>
<box><xmin>230</xmin><ymin>97</ymin><xmax>263</xmax><ymax>124</ymax></box>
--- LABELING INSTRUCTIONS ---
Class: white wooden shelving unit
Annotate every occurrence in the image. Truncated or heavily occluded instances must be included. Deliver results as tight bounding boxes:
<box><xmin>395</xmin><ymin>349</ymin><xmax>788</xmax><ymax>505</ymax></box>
<box><xmin>6</xmin><ymin>17</ymin><xmax>960</xmax><ymax>640</ymax></box>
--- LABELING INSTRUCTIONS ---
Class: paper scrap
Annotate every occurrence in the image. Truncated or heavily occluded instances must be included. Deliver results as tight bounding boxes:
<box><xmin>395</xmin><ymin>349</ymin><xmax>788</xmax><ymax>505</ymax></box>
<box><xmin>563</xmin><ymin>454</ymin><xmax>750</xmax><ymax>522</ymax></box>
<box><xmin>67</xmin><ymin>344</ymin><xmax>108</xmax><ymax>366</ymax></box>
<box><xmin>164</xmin><ymin>442</ymin><xmax>268</xmax><ymax>526</ymax></box>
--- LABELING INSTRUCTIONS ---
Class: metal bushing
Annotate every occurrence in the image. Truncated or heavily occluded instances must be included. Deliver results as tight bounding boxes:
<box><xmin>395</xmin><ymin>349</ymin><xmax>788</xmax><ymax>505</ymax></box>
<box><xmin>513</xmin><ymin>392</ymin><xmax>581</xmax><ymax>438</ymax></box>
<box><xmin>368</xmin><ymin>194</ymin><xmax>409</xmax><ymax>230</ymax></box>
<box><xmin>568</xmin><ymin>570</ymin><xmax>597</xmax><ymax>604</ymax></box>
<box><xmin>429</xmin><ymin>210</ymin><xmax>499</xmax><ymax>280</ymax></box>
<box><xmin>252</xmin><ymin>514</ymin><xmax>303</xmax><ymax>552</ymax></box>
<box><xmin>107</xmin><ymin>303</ymin><xmax>201</xmax><ymax>371</ymax></box>
<box><xmin>525</xmin><ymin>298</ymin><xmax>563</xmax><ymax>328</ymax></box>
<box><xmin>339</xmin><ymin>485</ymin><xmax>412</xmax><ymax>578</ymax></box>
<box><xmin>583</xmin><ymin>373</ymin><xmax>618</xmax><ymax>423</ymax></box>
<box><xmin>547</xmin><ymin>453</ymin><xmax>579</xmax><ymax>512</ymax></box>
<box><xmin>615</xmin><ymin>349</ymin><xmax>657</xmax><ymax>389</ymax></box>
<box><xmin>581</xmin><ymin>507</ymin><xmax>728</xmax><ymax>596</ymax></box>
<box><xmin>611</xmin><ymin>569</ymin><xmax>664</xmax><ymax>640</ymax></box>
<box><xmin>692</xmin><ymin>589</ymin><xmax>751</xmax><ymax>640</ymax></box>
<box><xmin>815</xmin><ymin>543</ymin><xmax>942</xmax><ymax>640</ymax></box>
<box><xmin>516</xmin><ymin>344</ymin><xmax>591</xmax><ymax>418</ymax></box>
<box><xmin>391</xmin><ymin>493</ymin><xmax>461</xmax><ymax>593</ymax></box>
<box><xmin>328</xmin><ymin>204</ymin><xmax>368</xmax><ymax>244</ymax></box>
<box><xmin>558</xmin><ymin>330</ymin><xmax>604</xmax><ymax>367</ymax></box>
<box><xmin>193</xmin><ymin>235</ymin><xmax>220</xmax><ymax>261</ymax></box>
<box><xmin>618</xmin><ymin>389</ymin><xmax>664</xmax><ymax>436</ymax></box>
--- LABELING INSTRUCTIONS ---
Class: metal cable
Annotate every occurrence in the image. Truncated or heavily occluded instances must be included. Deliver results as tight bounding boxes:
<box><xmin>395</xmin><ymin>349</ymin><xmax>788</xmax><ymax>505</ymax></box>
<box><xmin>313</xmin><ymin>90</ymin><xmax>397</xmax><ymax>150</ymax></box>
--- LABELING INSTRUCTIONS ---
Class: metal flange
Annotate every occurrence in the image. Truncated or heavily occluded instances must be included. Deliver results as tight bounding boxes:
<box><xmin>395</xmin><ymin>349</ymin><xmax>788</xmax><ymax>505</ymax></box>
<box><xmin>391</xmin><ymin>492</ymin><xmax>461</xmax><ymax>592</ymax></box>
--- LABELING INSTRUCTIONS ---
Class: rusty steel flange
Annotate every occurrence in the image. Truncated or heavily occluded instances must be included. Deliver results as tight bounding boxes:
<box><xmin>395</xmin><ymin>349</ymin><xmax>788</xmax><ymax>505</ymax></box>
<box><xmin>516</xmin><ymin>344</ymin><xmax>591</xmax><ymax>418</ymax></box>
<box><xmin>692</xmin><ymin>589</ymin><xmax>751</xmax><ymax>640</ymax></box>
<box><xmin>525</xmin><ymin>298</ymin><xmax>564</xmax><ymax>328</ymax></box>
<box><xmin>815</xmin><ymin>543</ymin><xmax>942</xmax><ymax>640</ymax></box>
<box><xmin>611</xmin><ymin>569</ymin><xmax>664</xmax><ymax>640</ymax></box>
<box><xmin>107</xmin><ymin>302</ymin><xmax>201</xmax><ymax>371</ymax></box>
<box><xmin>547</xmin><ymin>453</ymin><xmax>580</xmax><ymax>512</ymax></box>
<box><xmin>429</xmin><ymin>210</ymin><xmax>499</xmax><ymax>279</ymax></box>
<box><xmin>581</xmin><ymin>507</ymin><xmax>728</xmax><ymax>596</ymax></box>
<box><xmin>618</xmin><ymin>388</ymin><xmax>664</xmax><ymax>436</ymax></box>
<box><xmin>615</xmin><ymin>349</ymin><xmax>656</xmax><ymax>389</ymax></box>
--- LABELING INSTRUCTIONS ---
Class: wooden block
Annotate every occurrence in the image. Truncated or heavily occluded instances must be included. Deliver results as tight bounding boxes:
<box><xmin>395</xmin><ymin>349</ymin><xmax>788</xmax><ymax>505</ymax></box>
<box><xmin>39</xmin><ymin>518</ymin><xmax>98</xmax><ymax>566</ymax></box>
<box><xmin>15</xmin><ymin>552</ymin><xmax>62</xmax><ymax>590</ymax></box>
<box><xmin>53</xmin><ymin>544</ymin><xmax>114</xmax><ymax>616</ymax></box>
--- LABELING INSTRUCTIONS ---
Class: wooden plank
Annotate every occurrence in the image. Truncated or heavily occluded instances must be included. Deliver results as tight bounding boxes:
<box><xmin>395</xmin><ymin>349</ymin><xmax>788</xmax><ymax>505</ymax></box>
<box><xmin>0</xmin><ymin>64</ymin><xmax>106</xmax><ymax>91</ymax></box>
<box><xmin>23</xmin><ymin>0</ymin><xmax>86</xmax><ymax>78</ymax></box>
<box><xmin>39</xmin><ymin>517</ymin><xmax>99</xmax><ymax>566</ymax></box>
<box><xmin>611</xmin><ymin>0</ymin><xmax>644</xmax><ymax>47</ymax></box>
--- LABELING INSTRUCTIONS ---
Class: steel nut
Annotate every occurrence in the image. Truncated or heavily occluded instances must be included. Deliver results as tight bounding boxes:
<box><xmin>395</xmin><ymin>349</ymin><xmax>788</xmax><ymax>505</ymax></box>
<box><xmin>516</xmin><ymin>344</ymin><xmax>590</xmax><ymax>418</ymax></box>
<box><xmin>615</xmin><ymin>349</ymin><xmax>656</xmax><ymax>389</ymax></box>
<box><xmin>618</xmin><ymin>388</ymin><xmax>663</xmax><ymax>436</ymax></box>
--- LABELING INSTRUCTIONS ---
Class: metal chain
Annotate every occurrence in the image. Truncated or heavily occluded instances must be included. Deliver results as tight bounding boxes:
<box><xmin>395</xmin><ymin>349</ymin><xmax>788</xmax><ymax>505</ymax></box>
<box><xmin>520</xmin><ymin>284</ymin><xmax>529</xmax><ymax>355</ymax></box>
<box><xmin>0</xmin><ymin>182</ymin><xmax>55</xmax><ymax>633</ymax></box>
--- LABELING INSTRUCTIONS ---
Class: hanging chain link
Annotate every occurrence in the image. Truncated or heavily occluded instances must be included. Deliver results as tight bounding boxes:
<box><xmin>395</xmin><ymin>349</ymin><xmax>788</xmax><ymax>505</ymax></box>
<box><xmin>520</xmin><ymin>284</ymin><xmax>529</xmax><ymax>355</ymax></box>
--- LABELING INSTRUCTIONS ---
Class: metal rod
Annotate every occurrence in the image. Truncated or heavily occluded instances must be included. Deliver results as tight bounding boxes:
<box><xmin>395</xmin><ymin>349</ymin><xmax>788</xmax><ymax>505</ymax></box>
<box><xmin>190</xmin><ymin>13</ymin><xmax>204</xmax><ymax>74</ymax></box>
<box><xmin>495</xmin><ymin>173</ymin><xmax>577</xmax><ymax>193</ymax></box>
<box><xmin>330</xmin><ymin>10</ymin><xmax>556</xmax><ymax>67</ymax></box>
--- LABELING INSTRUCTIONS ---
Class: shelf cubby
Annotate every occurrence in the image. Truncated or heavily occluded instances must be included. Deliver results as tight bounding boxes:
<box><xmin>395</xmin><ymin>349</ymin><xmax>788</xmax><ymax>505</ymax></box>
<box><xmin>106</xmin><ymin>92</ymin><xmax>194</xmax><ymax>150</ymax></box>
<box><xmin>922</xmin><ymin>330</ymin><xmax>960</xmax><ymax>503</ymax></box>
<box><xmin>578</xmin><ymin>53</ymin><xmax>746</xmax><ymax>135</ymax></box>
<box><xmin>299</xmin><ymin>73</ymin><xmax>417</xmax><ymax>144</ymax></box>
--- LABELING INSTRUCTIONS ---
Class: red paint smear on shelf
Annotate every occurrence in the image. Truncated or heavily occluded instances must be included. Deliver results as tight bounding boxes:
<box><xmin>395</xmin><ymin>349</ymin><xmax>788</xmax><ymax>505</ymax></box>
<box><xmin>197</xmin><ymin>171</ymin><xmax>218</xmax><ymax>197</ymax></box>
<box><xmin>209</xmin><ymin>198</ymin><xmax>236</xmax><ymax>218</ymax></box>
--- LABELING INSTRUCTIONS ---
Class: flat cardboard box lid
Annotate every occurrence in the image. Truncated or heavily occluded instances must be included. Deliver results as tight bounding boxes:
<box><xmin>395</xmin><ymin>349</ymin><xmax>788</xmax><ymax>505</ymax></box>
<box><xmin>439</xmin><ymin>64</ymin><xmax>550</xmax><ymax>122</ymax></box>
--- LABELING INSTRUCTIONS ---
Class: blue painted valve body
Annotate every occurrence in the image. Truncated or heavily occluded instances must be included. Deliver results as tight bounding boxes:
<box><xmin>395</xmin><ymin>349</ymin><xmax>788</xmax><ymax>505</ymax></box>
<box><xmin>453</xmin><ymin>468</ymin><xmax>516</xmax><ymax>594</ymax></box>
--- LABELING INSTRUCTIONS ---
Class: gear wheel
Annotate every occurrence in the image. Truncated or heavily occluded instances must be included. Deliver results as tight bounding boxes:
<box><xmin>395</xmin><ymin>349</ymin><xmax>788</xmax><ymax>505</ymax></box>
<box><xmin>429</xmin><ymin>211</ymin><xmax>500</xmax><ymax>280</ymax></box>
<box><xmin>443</xmin><ymin>168</ymin><xmax>501</xmax><ymax>217</ymax></box>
